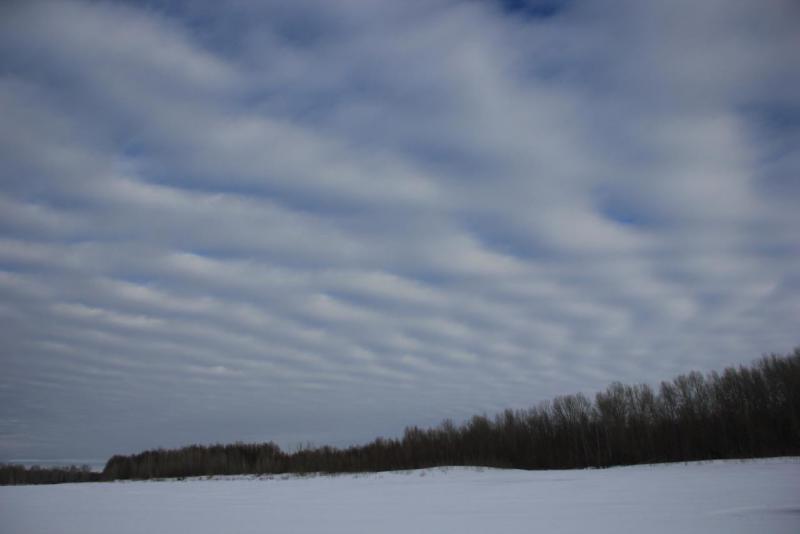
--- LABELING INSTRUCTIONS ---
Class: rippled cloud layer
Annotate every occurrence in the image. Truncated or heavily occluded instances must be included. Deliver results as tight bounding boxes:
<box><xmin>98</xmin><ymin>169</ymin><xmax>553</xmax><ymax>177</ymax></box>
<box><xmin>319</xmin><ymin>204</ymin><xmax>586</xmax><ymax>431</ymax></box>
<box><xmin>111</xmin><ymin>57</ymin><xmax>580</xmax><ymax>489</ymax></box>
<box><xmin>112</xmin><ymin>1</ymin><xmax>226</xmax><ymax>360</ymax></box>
<box><xmin>1</xmin><ymin>0</ymin><xmax>798</xmax><ymax>459</ymax></box>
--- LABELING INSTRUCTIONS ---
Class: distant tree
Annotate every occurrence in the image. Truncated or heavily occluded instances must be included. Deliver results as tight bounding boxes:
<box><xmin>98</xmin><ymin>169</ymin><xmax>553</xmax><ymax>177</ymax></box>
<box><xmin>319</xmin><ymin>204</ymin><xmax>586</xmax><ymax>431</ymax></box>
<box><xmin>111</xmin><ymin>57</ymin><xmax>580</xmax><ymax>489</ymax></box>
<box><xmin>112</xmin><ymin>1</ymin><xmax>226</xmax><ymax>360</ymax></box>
<box><xmin>6</xmin><ymin>348</ymin><xmax>799</xmax><ymax>486</ymax></box>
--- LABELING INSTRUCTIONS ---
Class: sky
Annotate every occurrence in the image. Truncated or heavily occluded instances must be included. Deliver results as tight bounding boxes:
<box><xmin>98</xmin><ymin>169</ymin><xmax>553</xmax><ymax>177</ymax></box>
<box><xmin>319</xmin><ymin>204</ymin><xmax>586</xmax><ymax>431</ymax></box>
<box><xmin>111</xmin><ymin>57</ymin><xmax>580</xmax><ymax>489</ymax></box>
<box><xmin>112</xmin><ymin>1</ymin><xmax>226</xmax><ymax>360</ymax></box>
<box><xmin>0</xmin><ymin>0</ymin><xmax>798</xmax><ymax>463</ymax></box>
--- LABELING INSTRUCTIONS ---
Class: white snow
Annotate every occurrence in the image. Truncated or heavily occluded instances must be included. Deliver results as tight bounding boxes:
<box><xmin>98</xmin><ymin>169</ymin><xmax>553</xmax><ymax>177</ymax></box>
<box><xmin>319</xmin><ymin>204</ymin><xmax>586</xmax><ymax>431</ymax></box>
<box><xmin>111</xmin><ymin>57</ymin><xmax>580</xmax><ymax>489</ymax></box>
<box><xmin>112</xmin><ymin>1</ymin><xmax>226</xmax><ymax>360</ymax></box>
<box><xmin>2</xmin><ymin>458</ymin><xmax>798</xmax><ymax>534</ymax></box>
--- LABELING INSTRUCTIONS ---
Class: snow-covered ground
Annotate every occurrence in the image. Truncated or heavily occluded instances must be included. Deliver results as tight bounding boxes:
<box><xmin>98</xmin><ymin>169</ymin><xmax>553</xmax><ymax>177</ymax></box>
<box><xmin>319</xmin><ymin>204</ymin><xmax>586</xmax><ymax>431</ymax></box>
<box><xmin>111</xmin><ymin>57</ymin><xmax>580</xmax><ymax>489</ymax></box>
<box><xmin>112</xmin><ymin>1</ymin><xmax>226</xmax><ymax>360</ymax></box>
<box><xmin>2</xmin><ymin>458</ymin><xmax>798</xmax><ymax>533</ymax></box>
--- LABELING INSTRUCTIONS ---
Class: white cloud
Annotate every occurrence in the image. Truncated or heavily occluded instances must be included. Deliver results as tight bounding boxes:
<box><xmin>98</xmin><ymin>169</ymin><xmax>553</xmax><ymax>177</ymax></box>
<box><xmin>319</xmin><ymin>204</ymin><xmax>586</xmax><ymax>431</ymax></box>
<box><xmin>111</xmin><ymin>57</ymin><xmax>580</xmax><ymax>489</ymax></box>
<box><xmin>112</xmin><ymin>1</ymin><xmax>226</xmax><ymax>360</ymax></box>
<box><xmin>0</xmin><ymin>0</ymin><xmax>797</xmax><ymax>459</ymax></box>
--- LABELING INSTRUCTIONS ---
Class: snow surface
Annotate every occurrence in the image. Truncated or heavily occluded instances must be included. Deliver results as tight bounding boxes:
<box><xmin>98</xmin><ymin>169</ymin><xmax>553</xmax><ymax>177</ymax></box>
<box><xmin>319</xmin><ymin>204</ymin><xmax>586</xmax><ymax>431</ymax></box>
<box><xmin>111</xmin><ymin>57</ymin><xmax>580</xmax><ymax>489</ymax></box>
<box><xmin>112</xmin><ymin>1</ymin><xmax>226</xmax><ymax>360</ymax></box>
<box><xmin>2</xmin><ymin>458</ymin><xmax>799</xmax><ymax>534</ymax></box>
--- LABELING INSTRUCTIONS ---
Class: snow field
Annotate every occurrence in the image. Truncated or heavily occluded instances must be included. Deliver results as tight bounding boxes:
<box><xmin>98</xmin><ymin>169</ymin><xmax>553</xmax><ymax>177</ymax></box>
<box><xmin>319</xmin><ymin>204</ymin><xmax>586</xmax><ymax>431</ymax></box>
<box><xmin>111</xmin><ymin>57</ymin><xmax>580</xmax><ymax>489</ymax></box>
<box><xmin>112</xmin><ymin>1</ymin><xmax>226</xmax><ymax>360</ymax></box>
<box><xmin>1</xmin><ymin>458</ymin><xmax>798</xmax><ymax>534</ymax></box>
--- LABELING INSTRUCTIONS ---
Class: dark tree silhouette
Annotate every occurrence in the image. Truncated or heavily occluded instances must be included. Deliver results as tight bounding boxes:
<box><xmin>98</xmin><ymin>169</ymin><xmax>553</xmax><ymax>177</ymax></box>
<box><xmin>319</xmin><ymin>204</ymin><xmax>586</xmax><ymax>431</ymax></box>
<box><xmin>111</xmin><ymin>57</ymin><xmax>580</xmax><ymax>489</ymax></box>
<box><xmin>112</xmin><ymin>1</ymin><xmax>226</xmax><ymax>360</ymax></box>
<box><xmin>4</xmin><ymin>349</ymin><xmax>799</xmax><ymax>485</ymax></box>
<box><xmin>0</xmin><ymin>464</ymin><xmax>100</xmax><ymax>485</ymax></box>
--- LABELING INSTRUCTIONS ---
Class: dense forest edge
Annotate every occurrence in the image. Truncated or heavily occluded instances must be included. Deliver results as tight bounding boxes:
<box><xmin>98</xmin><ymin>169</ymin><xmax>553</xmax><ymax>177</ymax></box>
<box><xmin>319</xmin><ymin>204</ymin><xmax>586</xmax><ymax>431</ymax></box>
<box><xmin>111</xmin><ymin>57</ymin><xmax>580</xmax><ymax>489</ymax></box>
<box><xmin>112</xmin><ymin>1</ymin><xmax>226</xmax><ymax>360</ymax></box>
<box><xmin>3</xmin><ymin>349</ymin><xmax>799</xmax><ymax>485</ymax></box>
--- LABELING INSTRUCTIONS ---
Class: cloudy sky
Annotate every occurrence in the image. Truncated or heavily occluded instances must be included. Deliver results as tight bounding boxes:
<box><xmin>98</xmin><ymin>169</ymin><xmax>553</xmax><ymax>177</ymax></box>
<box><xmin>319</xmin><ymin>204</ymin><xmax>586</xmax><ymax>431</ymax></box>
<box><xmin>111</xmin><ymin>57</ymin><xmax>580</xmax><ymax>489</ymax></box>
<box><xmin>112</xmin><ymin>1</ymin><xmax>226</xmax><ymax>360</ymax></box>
<box><xmin>1</xmin><ymin>0</ymin><xmax>798</xmax><ymax>463</ymax></box>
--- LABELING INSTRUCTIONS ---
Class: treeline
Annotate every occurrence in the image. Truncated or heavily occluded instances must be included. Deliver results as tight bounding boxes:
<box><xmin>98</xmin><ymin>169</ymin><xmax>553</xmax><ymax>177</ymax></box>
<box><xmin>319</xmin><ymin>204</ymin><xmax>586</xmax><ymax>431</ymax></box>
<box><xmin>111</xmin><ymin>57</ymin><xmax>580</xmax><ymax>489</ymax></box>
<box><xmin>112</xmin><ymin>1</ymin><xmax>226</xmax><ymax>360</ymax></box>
<box><xmin>0</xmin><ymin>464</ymin><xmax>101</xmax><ymax>485</ymax></box>
<box><xmin>3</xmin><ymin>350</ymin><xmax>798</xmax><ymax>485</ymax></box>
<box><xmin>101</xmin><ymin>350</ymin><xmax>800</xmax><ymax>480</ymax></box>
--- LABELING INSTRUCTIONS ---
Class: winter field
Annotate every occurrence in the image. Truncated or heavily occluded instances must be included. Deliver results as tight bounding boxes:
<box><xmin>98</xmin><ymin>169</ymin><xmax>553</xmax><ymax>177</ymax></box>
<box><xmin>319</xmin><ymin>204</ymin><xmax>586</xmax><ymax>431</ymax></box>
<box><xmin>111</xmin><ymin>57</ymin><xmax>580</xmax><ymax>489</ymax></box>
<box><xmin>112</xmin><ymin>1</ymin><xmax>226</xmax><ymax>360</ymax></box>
<box><xmin>1</xmin><ymin>458</ymin><xmax>798</xmax><ymax>534</ymax></box>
